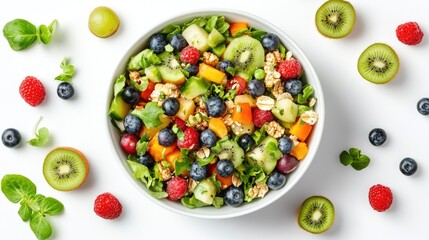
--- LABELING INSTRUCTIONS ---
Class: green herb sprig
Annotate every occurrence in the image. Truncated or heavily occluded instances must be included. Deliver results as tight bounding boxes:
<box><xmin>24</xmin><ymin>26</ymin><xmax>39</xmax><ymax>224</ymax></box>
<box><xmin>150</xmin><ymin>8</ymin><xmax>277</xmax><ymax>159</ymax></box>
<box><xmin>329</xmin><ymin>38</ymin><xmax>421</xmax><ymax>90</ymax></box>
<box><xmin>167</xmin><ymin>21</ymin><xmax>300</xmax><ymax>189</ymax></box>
<box><xmin>27</xmin><ymin>116</ymin><xmax>49</xmax><ymax>147</ymax></box>
<box><xmin>1</xmin><ymin>174</ymin><xmax>64</xmax><ymax>240</ymax></box>
<box><xmin>340</xmin><ymin>148</ymin><xmax>371</xmax><ymax>170</ymax></box>
<box><xmin>3</xmin><ymin>19</ymin><xmax>57</xmax><ymax>51</ymax></box>
<box><xmin>54</xmin><ymin>57</ymin><xmax>75</xmax><ymax>82</ymax></box>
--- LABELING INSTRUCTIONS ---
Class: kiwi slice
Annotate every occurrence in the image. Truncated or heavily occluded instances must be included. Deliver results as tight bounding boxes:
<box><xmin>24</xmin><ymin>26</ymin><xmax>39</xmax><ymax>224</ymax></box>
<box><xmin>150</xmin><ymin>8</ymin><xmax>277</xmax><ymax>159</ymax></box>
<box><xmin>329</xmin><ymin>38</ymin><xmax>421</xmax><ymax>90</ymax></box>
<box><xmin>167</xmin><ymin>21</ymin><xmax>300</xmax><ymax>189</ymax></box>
<box><xmin>223</xmin><ymin>35</ymin><xmax>264</xmax><ymax>76</ymax></box>
<box><xmin>358</xmin><ymin>43</ymin><xmax>399</xmax><ymax>84</ymax></box>
<box><xmin>298</xmin><ymin>196</ymin><xmax>335</xmax><ymax>234</ymax></box>
<box><xmin>157</xmin><ymin>52</ymin><xmax>186</xmax><ymax>84</ymax></box>
<box><xmin>43</xmin><ymin>147</ymin><xmax>89</xmax><ymax>191</ymax></box>
<box><xmin>212</xmin><ymin>139</ymin><xmax>244</xmax><ymax>168</ymax></box>
<box><xmin>315</xmin><ymin>0</ymin><xmax>356</xmax><ymax>38</ymax></box>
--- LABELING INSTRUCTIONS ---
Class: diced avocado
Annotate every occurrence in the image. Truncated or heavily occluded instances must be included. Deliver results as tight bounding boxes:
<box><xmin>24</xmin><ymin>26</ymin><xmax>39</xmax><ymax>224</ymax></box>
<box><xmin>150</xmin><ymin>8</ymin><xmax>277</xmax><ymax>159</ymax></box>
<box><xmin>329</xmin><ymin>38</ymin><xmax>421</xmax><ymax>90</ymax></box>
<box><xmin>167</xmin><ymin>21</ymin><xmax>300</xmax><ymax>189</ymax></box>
<box><xmin>193</xmin><ymin>178</ymin><xmax>216</xmax><ymax>205</ymax></box>
<box><xmin>109</xmin><ymin>94</ymin><xmax>130</xmax><ymax>121</ymax></box>
<box><xmin>180</xmin><ymin>76</ymin><xmax>211</xmax><ymax>100</ymax></box>
<box><xmin>144</xmin><ymin>65</ymin><xmax>162</xmax><ymax>83</ymax></box>
<box><xmin>246</xmin><ymin>136</ymin><xmax>282</xmax><ymax>174</ymax></box>
<box><xmin>182</xmin><ymin>24</ymin><xmax>210</xmax><ymax>52</ymax></box>
<box><xmin>271</xmin><ymin>98</ymin><xmax>298</xmax><ymax>123</ymax></box>
<box><xmin>212</xmin><ymin>44</ymin><xmax>226</xmax><ymax>57</ymax></box>
<box><xmin>208</xmin><ymin>28</ymin><xmax>225</xmax><ymax>48</ymax></box>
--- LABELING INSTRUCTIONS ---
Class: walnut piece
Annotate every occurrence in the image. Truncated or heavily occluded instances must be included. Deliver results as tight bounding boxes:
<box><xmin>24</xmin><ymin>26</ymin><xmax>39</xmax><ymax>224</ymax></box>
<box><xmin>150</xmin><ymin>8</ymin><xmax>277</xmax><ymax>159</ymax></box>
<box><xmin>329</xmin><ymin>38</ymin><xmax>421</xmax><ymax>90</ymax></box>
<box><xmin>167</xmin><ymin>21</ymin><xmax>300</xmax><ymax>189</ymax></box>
<box><xmin>157</xmin><ymin>163</ymin><xmax>172</xmax><ymax>181</ymax></box>
<box><xmin>265</xmin><ymin>121</ymin><xmax>286</xmax><ymax>138</ymax></box>
<box><xmin>232</xmin><ymin>174</ymin><xmax>242</xmax><ymax>187</ymax></box>
<box><xmin>196</xmin><ymin>147</ymin><xmax>211</xmax><ymax>159</ymax></box>
<box><xmin>150</xmin><ymin>83</ymin><xmax>180</xmax><ymax>106</ymax></box>
<box><xmin>248</xmin><ymin>182</ymin><xmax>269</xmax><ymax>198</ymax></box>
<box><xmin>203</xmin><ymin>52</ymin><xmax>219</xmax><ymax>67</ymax></box>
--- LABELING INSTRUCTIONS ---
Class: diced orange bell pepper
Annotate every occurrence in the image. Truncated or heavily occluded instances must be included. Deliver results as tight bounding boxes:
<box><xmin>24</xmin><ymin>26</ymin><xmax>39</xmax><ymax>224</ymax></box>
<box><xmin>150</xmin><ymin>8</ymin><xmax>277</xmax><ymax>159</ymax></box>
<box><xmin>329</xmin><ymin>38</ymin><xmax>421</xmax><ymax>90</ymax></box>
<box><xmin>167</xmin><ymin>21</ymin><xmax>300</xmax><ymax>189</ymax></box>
<box><xmin>208</xmin><ymin>163</ymin><xmax>233</xmax><ymax>190</ymax></box>
<box><xmin>148</xmin><ymin>133</ymin><xmax>176</xmax><ymax>162</ymax></box>
<box><xmin>208</xmin><ymin>117</ymin><xmax>228</xmax><ymax>138</ymax></box>
<box><xmin>140</xmin><ymin>80</ymin><xmax>156</xmax><ymax>101</ymax></box>
<box><xmin>197</xmin><ymin>63</ymin><xmax>227</xmax><ymax>85</ymax></box>
<box><xmin>230</xmin><ymin>22</ymin><xmax>248</xmax><ymax>36</ymax></box>
<box><xmin>232</xmin><ymin>103</ymin><xmax>252</xmax><ymax>125</ymax></box>
<box><xmin>289</xmin><ymin>119</ymin><xmax>313</xmax><ymax>142</ymax></box>
<box><xmin>290</xmin><ymin>142</ymin><xmax>308</xmax><ymax>160</ymax></box>
<box><xmin>165</xmin><ymin>149</ymin><xmax>190</xmax><ymax>177</ymax></box>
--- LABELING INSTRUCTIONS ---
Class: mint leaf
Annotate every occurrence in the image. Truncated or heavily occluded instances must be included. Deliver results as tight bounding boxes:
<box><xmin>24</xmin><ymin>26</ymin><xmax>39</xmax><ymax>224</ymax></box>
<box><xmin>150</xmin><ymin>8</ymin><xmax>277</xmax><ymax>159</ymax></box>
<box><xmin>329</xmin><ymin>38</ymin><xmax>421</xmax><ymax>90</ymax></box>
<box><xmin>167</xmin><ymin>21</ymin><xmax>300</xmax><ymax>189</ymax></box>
<box><xmin>30</xmin><ymin>213</ymin><xmax>52</xmax><ymax>240</ymax></box>
<box><xmin>54</xmin><ymin>57</ymin><xmax>75</xmax><ymax>82</ymax></box>
<box><xmin>127</xmin><ymin>160</ymin><xmax>168</xmax><ymax>198</ymax></box>
<box><xmin>172</xmin><ymin>124</ymin><xmax>185</xmax><ymax>141</ymax></box>
<box><xmin>339</xmin><ymin>151</ymin><xmax>353</xmax><ymax>166</ymax></box>
<box><xmin>266</xmin><ymin>141</ymin><xmax>282</xmax><ymax>160</ymax></box>
<box><xmin>252</xmin><ymin>125</ymin><xmax>267</xmax><ymax>145</ymax></box>
<box><xmin>175</xmin><ymin>149</ymin><xmax>192</xmax><ymax>176</ymax></box>
<box><xmin>297</xmin><ymin>85</ymin><xmax>313</xmax><ymax>104</ymax></box>
<box><xmin>351</xmin><ymin>155</ymin><xmax>370</xmax><ymax>171</ymax></box>
<box><xmin>27</xmin><ymin>116</ymin><xmax>49</xmax><ymax>147</ymax></box>
<box><xmin>131</xmin><ymin>102</ymin><xmax>164</xmax><ymax>129</ymax></box>
<box><xmin>1</xmin><ymin>174</ymin><xmax>36</xmax><ymax>203</ymax></box>
<box><xmin>40</xmin><ymin>197</ymin><xmax>64</xmax><ymax>216</ymax></box>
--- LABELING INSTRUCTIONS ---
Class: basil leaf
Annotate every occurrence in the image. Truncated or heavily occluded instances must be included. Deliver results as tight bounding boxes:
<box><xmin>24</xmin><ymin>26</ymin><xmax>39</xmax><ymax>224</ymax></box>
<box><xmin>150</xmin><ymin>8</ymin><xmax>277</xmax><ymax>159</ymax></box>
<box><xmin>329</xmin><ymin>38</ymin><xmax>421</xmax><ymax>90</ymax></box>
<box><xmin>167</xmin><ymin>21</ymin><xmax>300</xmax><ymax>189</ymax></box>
<box><xmin>38</xmin><ymin>19</ymin><xmax>57</xmax><ymax>45</ymax></box>
<box><xmin>132</xmin><ymin>102</ymin><xmax>164</xmax><ymax>129</ymax></box>
<box><xmin>3</xmin><ymin>19</ymin><xmax>37</xmax><ymax>51</ymax></box>
<box><xmin>30</xmin><ymin>213</ymin><xmax>52</xmax><ymax>240</ymax></box>
<box><xmin>40</xmin><ymin>197</ymin><xmax>64</xmax><ymax>216</ymax></box>
<box><xmin>18</xmin><ymin>202</ymin><xmax>32</xmax><ymax>221</ymax></box>
<box><xmin>1</xmin><ymin>174</ymin><xmax>36</xmax><ymax>203</ymax></box>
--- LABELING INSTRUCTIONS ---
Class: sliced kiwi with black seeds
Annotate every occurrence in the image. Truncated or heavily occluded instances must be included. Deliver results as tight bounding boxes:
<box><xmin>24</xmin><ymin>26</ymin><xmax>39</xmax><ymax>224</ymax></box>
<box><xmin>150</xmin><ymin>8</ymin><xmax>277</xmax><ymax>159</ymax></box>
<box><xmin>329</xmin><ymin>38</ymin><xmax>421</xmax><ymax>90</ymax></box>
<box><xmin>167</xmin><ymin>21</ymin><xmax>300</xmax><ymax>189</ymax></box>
<box><xmin>358</xmin><ymin>43</ymin><xmax>399</xmax><ymax>84</ymax></box>
<box><xmin>298</xmin><ymin>196</ymin><xmax>335</xmax><ymax>234</ymax></box>
<box><xmin>223</xmin><ymin>35</ymin><xmax>264</xmax><ymax>76</ymax></box>
<box><xmin>212</xmin><ymin>139</ymin><xmax>244</xmax><ymax>168</ymax></box>
<box><xmin>157</xmin><ymin>52</ymin><xmax>185</xmax><ymax>84</ymax></box>
<box><xmin>315</xmin><ymin>0</ymin><xmax>356</xmax><ymax>39</ymax></box>
<box><xmin>43</xmin><ymin>147</ymin><xmax>89</xmax><ymax>191</ymax></box>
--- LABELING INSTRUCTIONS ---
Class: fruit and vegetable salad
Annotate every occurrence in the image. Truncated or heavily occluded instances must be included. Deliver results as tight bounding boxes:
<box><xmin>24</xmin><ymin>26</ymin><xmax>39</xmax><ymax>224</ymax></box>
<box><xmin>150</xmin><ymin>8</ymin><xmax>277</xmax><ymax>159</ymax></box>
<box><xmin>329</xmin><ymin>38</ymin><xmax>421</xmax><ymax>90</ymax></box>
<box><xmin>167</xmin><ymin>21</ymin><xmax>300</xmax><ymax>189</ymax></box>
<box><xmin>108</xmin><ymin>15</ymin><xmax>318</xmax><ymax>208</ymax></box>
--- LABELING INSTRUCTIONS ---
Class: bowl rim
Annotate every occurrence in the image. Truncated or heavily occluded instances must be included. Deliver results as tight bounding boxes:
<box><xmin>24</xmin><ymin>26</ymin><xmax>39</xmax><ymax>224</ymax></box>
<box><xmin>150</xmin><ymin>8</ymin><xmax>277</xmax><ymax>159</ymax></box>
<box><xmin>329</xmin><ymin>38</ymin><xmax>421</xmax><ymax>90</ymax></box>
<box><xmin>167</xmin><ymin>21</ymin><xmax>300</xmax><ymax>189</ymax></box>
<box><xmin>105</xmin><ymin>7</ymin><xmax>325</xmax><ymax>219</ymax></box>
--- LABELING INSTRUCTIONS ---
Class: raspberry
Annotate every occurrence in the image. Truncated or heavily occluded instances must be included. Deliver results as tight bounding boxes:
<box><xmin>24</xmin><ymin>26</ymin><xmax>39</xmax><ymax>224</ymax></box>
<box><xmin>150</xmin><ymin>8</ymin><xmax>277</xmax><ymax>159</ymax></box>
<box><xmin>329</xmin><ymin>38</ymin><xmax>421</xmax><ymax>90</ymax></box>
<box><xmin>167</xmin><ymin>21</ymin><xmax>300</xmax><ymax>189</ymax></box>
<box><xmin>180</xmin><ymin>46</ymin><xmax>200</xmax><ymax>65</ymax></box>
<box><xmin>177</xmin><ymin>127</ymin><xmax>199</xmax><ymax>150</ymax></box>
<box><xmin>19</xmin><ymin>76</ymin><xmax>46</xmax><ymax>107</ymax></box>
<box><xmin>174</xmin><ymin>117</ymin><xmax>187</xmax><ymax>131</ymax></box>
<box><xmin>226</xmin><ymin>76</ymin><xmax>247</xmax><ymax>95</ymax></box>
<box><xmin>252</xmin><ymin>108</ymin><xmax>274</xmax><ymax>128</ymax></box>
<box><xmin>166</xmin><ymin>177</ymin><xmax>188</xmax><ymax>201</ymax></box>
<box><xmin>396</xmin><ymin>22</ymin><xmax>424</xmax><ymax>45</ymax></box>
<box><xmin>93</xmin><ymin>192</ymin><xmax>122</xmax><ymax>219</ymax></box>
<box><xmin>277</xmin><ymin>59</ymin><xmax>302</xmax><ymax>79</ymax></box>
<box><xmin>368</xmin><ymin>184</ymin><xmax>393</xmax><ymax>212</ymax></box>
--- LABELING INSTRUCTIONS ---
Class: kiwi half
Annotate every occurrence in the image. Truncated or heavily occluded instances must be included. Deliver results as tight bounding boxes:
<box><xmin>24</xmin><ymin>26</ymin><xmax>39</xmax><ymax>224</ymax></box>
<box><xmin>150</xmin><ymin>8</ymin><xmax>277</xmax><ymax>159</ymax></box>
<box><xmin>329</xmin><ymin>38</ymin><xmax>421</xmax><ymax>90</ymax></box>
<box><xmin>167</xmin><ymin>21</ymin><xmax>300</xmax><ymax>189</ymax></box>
<box><xmin>157</xmin><ymin>52</ymin><xmax>186</xmax><ymax>84</ymax></box>
<box><xmin>358</xmin><ymin>43</ymin><xmax>399</xmax><ymax>84</ymax></box>
<box><xmin>315</xmin><ymin>0</ymin><xmax>356</xmax><ymax>38</ymax></box>
<box><xmin>43</xmin><ymin>147</ymin><xmax>89</xmax><ymax>191</ymax></box>
<box><xmin>223</xmin><ymin>35</ymin><xmax>264</xmax><ymax>76</ymax></box>
<box><xmin>298</xmin><ymin>195</ymin><xmax>335</xmax><ymax>234</ymax></box>
<box><xmin>212</xmin><ymin>139</ymin><xmax>244</xmax><ymax>168</ymax></box>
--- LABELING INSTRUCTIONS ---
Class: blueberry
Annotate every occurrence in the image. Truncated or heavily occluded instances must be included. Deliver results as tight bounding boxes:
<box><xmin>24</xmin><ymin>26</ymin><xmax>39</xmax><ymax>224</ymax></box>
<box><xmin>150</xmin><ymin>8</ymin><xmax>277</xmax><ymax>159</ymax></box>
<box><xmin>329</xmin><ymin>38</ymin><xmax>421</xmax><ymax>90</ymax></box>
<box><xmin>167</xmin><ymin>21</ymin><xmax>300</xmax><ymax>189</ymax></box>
<box><xmin>170</xmin><ymin>33</ymin><xmax>188</xmax><ymax>52</ymax></box>
<box><xmin>200</xmin><ymin>129</ymin><xmax>218</xmax><ymax>148</ymax></box>
<box><xmin>57</xmin><ymin>82</ymin><xmax>74</xmax><ymax>100</ymax></box>
<box><xmin>266</xmin><ymin>170</ymin><xmax>287</xmax><ymax>190</ymax></box>
<box><xmin>137</xmin><ymin>153</ymin><xmax>154</xmax><ymax>168</ymax></box>
<box><xmin>278</xmin><ymin>136</ymin><xmax>293</xmax><ymax>154</ymax></box>
<box><xmin>122</xmin><ymin>86</ymin><xmax>140</xmax><ymax>105</ymax></box>
<box><xmin>162</xmin><ymin>97</ymin><xmax>180</xmax><ymax>116</ymax></box>
<box><xmin>2</xmin><ymin>128</ymin><xmax>21</xmax><ymax>148</ymax></box>
<box><xmin>417</xmin><ymin>98</ymin><xmax>429</xmax><ymax>115</ymax></box>
<box><xmin>185</xmin><ymin>65</ymin><xmax>198</xmax><ymax>76</ymax></box>
<box><xmin>284</xmin><ymin>79</ymin><xmax>302</xmax><ymax>96</ymax></box>
<box><xmin>190</xmin><ymin>161</ymin><xmax>208</xmax><ymax>181</ymax></box>
<box><xmin>368</xmin><ymin>128</ymin><xmax>387</xmax><ymax>146</ymax></box>
<box><xmin>247</xmin><ymin>79</ymin><xmax>266</xmax><ymax>98</ymax></box>
<box><xmin>149</xmin><ymin>33</ymin><xmax>168</xmax><ymax>54</ymax></box>
<box><xmin>218</xmin><ymin>60</ymin><xmax>234</xmax><ymax>76</ymax></box>
<box><xmin>238</xmin><ymin>134</ymin><xmax>255</xmax><ymax>151</ymax></box>
<box><xmin>261</xmin><ymin>33</ymin><xmax>280</xmax><ymax>51</ymax></box>
<box><xmin>124</xmin><ymin>114</ymin><xmax>143</xmax><ymax>134</ymax></box>
<box><xmin>399</xmin><ymin>157</ymin><xmax>418</xmax><ymax>176</ymax></box>
<box><xmin>158</xmin><ymin>128</ymin><xmax>177</xmax><ymax>146</ymax></box>
<box><xmin>224</xmin><ymin>186</ymin><xmax>244</xmax><ymax>207</ymax></box>
<box><xmin>216</xmin><ymin>159</ymin><xmax>234</xmax><ymax>177</ymax></box>
<box><xmin>205</xmin><ymin>96</ymin><xmax>226</xmax><ymax>117</ymax></box>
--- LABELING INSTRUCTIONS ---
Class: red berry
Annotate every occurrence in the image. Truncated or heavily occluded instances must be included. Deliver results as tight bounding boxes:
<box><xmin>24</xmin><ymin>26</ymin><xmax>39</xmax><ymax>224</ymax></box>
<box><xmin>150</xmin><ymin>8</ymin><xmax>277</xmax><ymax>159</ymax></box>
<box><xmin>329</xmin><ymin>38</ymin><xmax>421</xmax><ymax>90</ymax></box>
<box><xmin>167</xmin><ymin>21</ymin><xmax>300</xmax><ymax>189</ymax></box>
<box><xmin>396</xmin><ymin>21</ymin><xmax>424</xmax><ymax>45</ymax></box>
<box><xmin>252</xmin><ymin>108</ymin><xmax>274</xmax><ymax>128</ymax></box>
<box><xmin>180</xmin><ymin>46</ymin><xmax>200</xmax><ymax>65</ymax></box>
<box><xmin>166</xmin><ymin>177</ymin><xmax>187</xmax><ymax>201</ymax></box>
<box><xmin>226</xmin><ymin>76</ymin><xmax>247</xmax><ymax>95</ymax></box>
<box><xmin>19</xmin><ymin>76</ymin><xmax>46</xmax><ymax>107</ymax></box>
<box><xmin>368</xmin><ymin>184</ymin><xmax>393</xmax><ymax>212</ymax></box>
<box><xmin>177</xmin><ymin>127</ymin><xmax>199</xmax><ymax>150</ymax></box>
<box><xmin>277</xmin><ymin>59</ymin><xmax>302</xmax><ymax>79</ymax></box>
<box><xmin>120</xmin><ymin>133</ymin><xmax>139</xmax><ymax>154</ymax></box>
<box><xmin>174</xmin><ymin>117</ymin><xmax>187</xmax><ymax>131</ymax></box>
<box><xmin>94</xmin><ymin>192</ymin><xmax>122</xmax><ymax>219</ymax></box>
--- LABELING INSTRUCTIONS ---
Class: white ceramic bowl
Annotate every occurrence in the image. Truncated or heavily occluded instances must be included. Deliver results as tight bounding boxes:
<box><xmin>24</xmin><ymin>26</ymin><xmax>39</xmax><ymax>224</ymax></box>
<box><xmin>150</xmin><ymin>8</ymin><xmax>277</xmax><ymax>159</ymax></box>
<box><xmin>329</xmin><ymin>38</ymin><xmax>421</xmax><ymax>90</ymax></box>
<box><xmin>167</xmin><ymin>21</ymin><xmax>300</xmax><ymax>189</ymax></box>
<box><xmin>106</xmin><ymin>8</ymin><xmax>325</xmax><ymax>219</ymax></box>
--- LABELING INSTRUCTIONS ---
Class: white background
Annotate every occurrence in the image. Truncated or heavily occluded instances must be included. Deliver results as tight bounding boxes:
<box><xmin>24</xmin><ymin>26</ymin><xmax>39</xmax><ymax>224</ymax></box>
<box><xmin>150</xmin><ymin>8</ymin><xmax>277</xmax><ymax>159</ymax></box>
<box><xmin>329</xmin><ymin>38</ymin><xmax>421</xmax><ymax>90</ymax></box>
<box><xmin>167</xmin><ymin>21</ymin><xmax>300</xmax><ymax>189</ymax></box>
<box><xmin>1</xmin><ymin>0</ymin><xmax>428</xmax><ymax>239</ymax></box>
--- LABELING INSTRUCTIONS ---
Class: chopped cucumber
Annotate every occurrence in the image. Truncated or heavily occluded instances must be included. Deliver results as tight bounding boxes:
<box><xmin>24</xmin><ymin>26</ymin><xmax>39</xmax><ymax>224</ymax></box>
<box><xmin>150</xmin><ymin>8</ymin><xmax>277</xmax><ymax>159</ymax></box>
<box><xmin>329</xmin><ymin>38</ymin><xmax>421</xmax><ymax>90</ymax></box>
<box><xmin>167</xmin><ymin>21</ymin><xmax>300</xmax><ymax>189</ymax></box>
<box><xmin>193</xmin><ymin>178</ymin><xmax>216</xmax><ymax>205</ymax></box>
